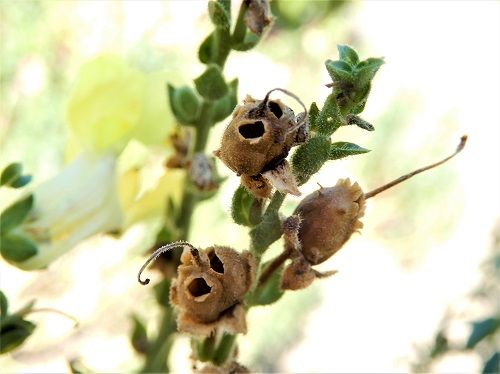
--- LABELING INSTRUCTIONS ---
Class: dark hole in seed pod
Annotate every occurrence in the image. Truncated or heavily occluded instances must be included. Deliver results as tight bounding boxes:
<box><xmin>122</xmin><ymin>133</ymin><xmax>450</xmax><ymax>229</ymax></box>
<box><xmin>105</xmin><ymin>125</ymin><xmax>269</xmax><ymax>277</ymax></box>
<box><xmin>268</xmin><ymin>101</ymin><xmax>283</xmax><ymax>118</ymax></box>
<box><xmin>207</xmin><ymin>250</ymin><xmax>224</xmax><ymax>274</ymax></box>
<box><xmin>188</xmin><ymin>277</ymin><xmax>212</xmax><ymax>297</ymax></box>
<box><xmin>239</xmin><ymin>121</ymin><xmax>265</xmax><ymax>139</ymax></box>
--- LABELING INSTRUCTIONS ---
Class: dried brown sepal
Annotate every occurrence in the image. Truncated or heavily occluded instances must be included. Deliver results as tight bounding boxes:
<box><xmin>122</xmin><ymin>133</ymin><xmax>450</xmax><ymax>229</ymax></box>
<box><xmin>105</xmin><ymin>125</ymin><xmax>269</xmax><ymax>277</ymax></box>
<box><xmin>295</xmin><ymin>178</ymin><xmax>365</xmax><ymax>265</ymax></box>
<box><xmin>190</xmin><ymin>153</ymin><xmax>218</xmax><ymax>192</ymax></box>
<box><xmin>166</xmin><ymin>130</ymin><xmax>192</xmax><ymax>169</ymax></box>
<box><xmin>244</xmin><ymin>0</ymin><xmax>273</xmax><ymax>36</ymax></box>
<box><xmin>170</xmin><ymin>246</ymin><xmax>256</xmax><ymax>336</ymax></box>
<box><xmin>280</xmin><ymin>257</ymin><xmax>316</xmax><ymax>291</ymax></box>
<box><xmin>240</xmin><ymin>174</ymin><xmax>272</xmax><ymax>199</ymax></box>
<box><xmin>262</xmin><ymin>160</ymin><xmax>300</xmax><ymax>196</ymax></box>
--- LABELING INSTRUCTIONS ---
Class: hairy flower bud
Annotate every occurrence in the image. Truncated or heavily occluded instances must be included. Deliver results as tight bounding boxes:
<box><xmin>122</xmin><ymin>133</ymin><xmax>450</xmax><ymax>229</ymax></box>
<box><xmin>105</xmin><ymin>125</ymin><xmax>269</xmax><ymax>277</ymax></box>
<box><xmin>294</xmin><ymin>178</ymin><xmax>365</xmax><ymax>265</ymax></box>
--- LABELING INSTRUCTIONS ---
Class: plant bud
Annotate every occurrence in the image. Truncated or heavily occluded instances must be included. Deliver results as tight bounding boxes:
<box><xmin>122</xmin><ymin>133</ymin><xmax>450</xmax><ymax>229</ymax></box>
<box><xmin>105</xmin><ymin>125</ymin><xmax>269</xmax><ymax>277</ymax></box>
<box><xmin>169</xmin><ymin>246</ymin><xmax>256</xmax><ymax>336</ymax></box>
<box><xmin>215</xmin><ymin>89</ymin><xmax>308</xmax><ymax>198</ymax></box>
<box><xmin>294</xmin><ymin>178</ymin><xmax>365</xmax><ymax>265</ymax></box>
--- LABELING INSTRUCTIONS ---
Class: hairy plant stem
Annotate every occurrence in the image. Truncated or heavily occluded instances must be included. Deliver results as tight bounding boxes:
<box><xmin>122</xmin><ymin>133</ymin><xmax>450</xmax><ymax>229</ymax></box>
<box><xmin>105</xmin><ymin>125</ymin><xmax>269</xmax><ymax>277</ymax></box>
<box><xmin>142</xmin><ymin>306</ymin><xmax>176</xmax><ymax>373</ymax></box>
<box><xmin>258</xmin><ymin>248</ymin><xmax>290</xmax><ymax>286</ymax></box>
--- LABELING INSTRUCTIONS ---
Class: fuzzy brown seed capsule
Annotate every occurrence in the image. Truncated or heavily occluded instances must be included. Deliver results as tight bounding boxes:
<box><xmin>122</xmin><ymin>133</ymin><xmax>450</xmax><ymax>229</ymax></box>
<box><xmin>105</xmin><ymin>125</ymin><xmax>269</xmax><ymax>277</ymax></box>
<box><xmin>215</xmin><ymin>89</ymin><xmax>308</xmax><ymax>198</ymax></box>
<box><xmin>170</xmin><ymin>246</ymin><xmax>256</xmax><ymax>336</ymax></box>
<box><xmin>294</xmin><ymin>178</ymin><xmax>365</xmax><ymax>265</ymax></box>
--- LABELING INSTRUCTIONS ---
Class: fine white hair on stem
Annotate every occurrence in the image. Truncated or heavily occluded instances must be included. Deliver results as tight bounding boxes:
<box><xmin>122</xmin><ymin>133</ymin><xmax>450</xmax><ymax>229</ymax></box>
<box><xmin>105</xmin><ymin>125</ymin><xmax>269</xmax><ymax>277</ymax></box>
<box><xmin>138</xmin><ymin>241</ymin><xmax>198</xmax><ymax>285</ymax></box>
<box><xmin>260</xmin><ymin>88</ymin><xmax>308</xmax><ymax>135</ymax></box>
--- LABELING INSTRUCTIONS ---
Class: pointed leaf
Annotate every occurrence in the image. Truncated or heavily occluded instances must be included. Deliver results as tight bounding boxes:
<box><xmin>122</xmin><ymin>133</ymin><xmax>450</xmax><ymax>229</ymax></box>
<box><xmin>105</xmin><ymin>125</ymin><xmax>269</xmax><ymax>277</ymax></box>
<box><xmin>466</xmin><ymin>317</ymin><xmax>500</xmax><ymax>349</ymax></box>
<box><xmin>0</xmin><ymin>291</ymin><xmax>8</xmax><ymax>319</ymax></box>
<box><xmin>0</xmin><ymin>317</ymin><xmax>36</xmax><ymax>354</ymax></box>
<box><xmin>1</xmin><ymin>163</ymin><xmax>22</xmax><ymax>187</ymax></box>
<box><xmin>325</xmin><ymin>59</ymin><xmax>353</xmax><ymax>83</ymax></box>
<box><xmin>212</xmin><ymin>78</ymin><xmax>238</xmax><ymax>123</ymax></box>
<box><xmin>329</xmin><ymin>142</ymin><xmax>370</xmax><ymax>160</ymax></box>
<box><xmin>355</xmin><ymin>57</ymin><xmax>384</xmax><ymax>87</ymax></box>
<box><xmin>0</xmin><ymin>233</ymin><xmax>38</xmax><ymax>263</ymax></box>
<box><xmin>194</xmin><ymin>65</ymin><xmax>228</xmax><ymax>100</ymax></box>
<box><xmin>483</xmin><ymin>352</ymin><xmax>499</xmax><ymax>374</ymax></box>
<box><xmin>0</xmin><ymin>195</ymin><xmax>34</xmax><ymax>235</ymax></box>
<box><xmin>209</xmin><ymin>1</ymin><xmax>230</xmax><ymax>29</ymax></box>
<box><xmin>337</xmin><ymin>44</ymin><xmax>359</xmax><ymax>66</ymax></box>
<box><xmin>231</xmin><ymin>185</ymin><xmax>254</xmax><ymax>227</ymax></box>
<box><xmin>308</xmin><ymin>102</ymin><xmax>319</xmax><ymax>131</ymax></box>
<box><xmin>130</xmin><ymin>314</ymin><xmax>149</xmax><ymax>354</ymax></box>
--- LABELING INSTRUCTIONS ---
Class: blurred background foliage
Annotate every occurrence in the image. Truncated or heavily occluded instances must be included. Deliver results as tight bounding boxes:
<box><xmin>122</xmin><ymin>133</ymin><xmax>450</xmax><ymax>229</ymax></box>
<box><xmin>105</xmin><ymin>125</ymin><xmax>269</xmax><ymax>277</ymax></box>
<box><xmin>0</xmin><ymin>0</ymin><xmax>499</xmax><ymax>373</ymax></box>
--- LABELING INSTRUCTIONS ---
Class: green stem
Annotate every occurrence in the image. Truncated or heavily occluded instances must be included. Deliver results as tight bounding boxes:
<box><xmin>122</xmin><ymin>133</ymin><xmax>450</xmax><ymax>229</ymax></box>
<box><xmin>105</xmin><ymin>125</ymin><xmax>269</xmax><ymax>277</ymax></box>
<box><xmin>212</xmin><ymin>333</ymin><xmax>237</xmax><ymax>366</ymax></box>
<box><xmin>231</xmin><ymin>0</ymin><xmax>248</xmax><ymax>45</ymax></box>
<box><xmin>265</xmin><ymin>191</ymin><xmax>286</xmax><ymax>215</ymax></box>
<box><xmin>141</xmin><ymin>306</ymin><xmax>176</xmax><ymax>373</ymax></box>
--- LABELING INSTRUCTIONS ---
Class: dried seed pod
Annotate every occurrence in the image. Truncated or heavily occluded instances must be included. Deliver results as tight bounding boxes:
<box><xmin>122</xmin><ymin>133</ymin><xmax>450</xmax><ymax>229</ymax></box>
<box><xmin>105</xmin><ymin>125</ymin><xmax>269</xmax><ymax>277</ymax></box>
<box><xmin>245</xmin><ymin>0</ymin><xmax>273</xmax><ymax>35</ymax></box>
<box><xmin>294</xmin><ymin>178</ymin><xmax>365</xmax><ymax>265</ymax></box>
<box><xmin>138</xmin><ymin>242</ymin><xmax>256</xmax><ymax>337</ymax></box>
<box><xmin>215</xmin><ymin>89</ymin><xmax>308</xmax><ymax>198</ymax></box>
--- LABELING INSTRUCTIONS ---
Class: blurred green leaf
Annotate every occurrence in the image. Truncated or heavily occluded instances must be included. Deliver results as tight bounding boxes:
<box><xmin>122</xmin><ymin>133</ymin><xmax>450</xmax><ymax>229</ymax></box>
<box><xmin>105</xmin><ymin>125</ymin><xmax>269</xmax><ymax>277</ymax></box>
<box><xmin>329</xmin><ymin>142</ymin><xmax>370</xmax><ymax>160</ymax></box>
<box><xmin>337</xmin><ymin>45</ymin><xmax>359</xmax><ymax>66</ymax></box>
<box><xmin>231</xmin><ymin>32</ymin><xmax>260</xmax><ymax>51</ymax></box>
<box><xmin>429</xmin><ymin>331</ymin><xmax>448</xmax><ymax>358</ymax></box>
<box><xmin>198</xmin><ymin>28</ymin><xmax>231</xmax><ymax>66</ymax></box>
<box><xmin>0</xmin><ymin>292</ymin><xmax>8</xmax><ymax>319</ymax></box>
<box><xmin>346</xmin><ymin>114</ymin><xmax>374</xmax><ymax>131</ymax></box>
<box><xmin>199</xmin><ymin>32</ymin><xmax>215</xmax><ymax>64</ymax></box>
<box><xmin>251</xmin><ymin>262</ymin><xmax>284</xmax><ymax>306</ymax></box>
<box><xmin>291</xmin><ymin>135</ymin><xmax>331</xmax><ymax>185</ymax></box>
<box><xmin>168</xmin><ymin>85</ymin><xmax>201</xmax><ymax>125</ymax></box>
<box><xmin>1</xmin><ymin>163</ymin><xmax>32</xmax><ymax>188</ymax></box>
<box><xmin>0</xmin><ymin>317</ymin><xmax>36</xmax><ymax>354</ymax></box>
<box><xmin>208</xmin><ymin>1</ymin><xmax>230</xmax><ymax>30</ymax></box>
<box><xmin>231</xmin><ymin>185</ymin><xmax>254</xmax><ymax>227</ymax></box>
<box><xmin>153</xmin><ymin>279</ymin><xmax>171</xmax><ymax>308</ymax></box>
<box><xmin>0</xmin><ymin>195</ymin><xmax>34</xmax><ymax>235</ymax></box>
<box><xmin>194</xmin><ymin>65</ymin><xmax>228</xmax><ymax>101</ymax></box>
<box><xmin>466</xmin><ymin>317</ymin><xmax>500</xmax><ymax>349</ymax></box>
<box><xmin>0</xmin><ymin>233</ymin><xmax>38</xmax><ymax>263</ymax></box>
<box><xmin>131</xmin><ymin>314</ymin><xmax>149</xmax><ymax>355</ymax></box>
<box><xmin>483</xmin><ymin>352</ymin><xmax>499</xmax><ymax>374</ymax></box>
<box><xmin>212</xmin><ymin>78</ymin><xmax>238</xmax><ymax>123</ymax></box>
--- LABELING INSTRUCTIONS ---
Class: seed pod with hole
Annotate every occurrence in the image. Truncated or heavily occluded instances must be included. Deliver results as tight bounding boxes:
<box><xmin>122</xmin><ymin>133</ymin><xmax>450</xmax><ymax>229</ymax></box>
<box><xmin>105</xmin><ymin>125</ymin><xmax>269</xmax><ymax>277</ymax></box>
<box><xmin>294</xmin><ymin>178</ymin><xmax>365</xmax><ymax>265</ymax></box>
<box><xmin>137</xmin><ymin>242</ymin><xmax>256</xmax><ymax>337</ymax></box>
<box><xmin>214</xmin><ymin>89</ymin><xmax>308</xmax><ymax>198</ymax></box>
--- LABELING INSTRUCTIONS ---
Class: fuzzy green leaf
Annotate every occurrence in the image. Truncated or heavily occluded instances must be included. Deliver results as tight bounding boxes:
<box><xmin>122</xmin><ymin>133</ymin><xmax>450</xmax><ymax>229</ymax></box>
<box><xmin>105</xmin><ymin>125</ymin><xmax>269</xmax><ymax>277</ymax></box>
<box><xmin>329</xmin><ymin>142</ymin><xmax>370</xmax><ymax>160</ymax></box>
<box><xmin>0</xmin><ymin>291</ymin><xmax>7</xmax><ymax>319</ymax></box>
<box><xmin>0</xmin><ymin>233</ymin><xmax>38</xmax><ymax>263</ymax></box>
<box><xmin>308</xmin><ymin>102</ymin><xmax>319</xmax><ymax>131</ymax></box>
<box><xmin>231</xmin><ymin>185</ymin><xmax>254</xmax><ymax>227</ymax></box>
<box><xmin>198</xmin><ymin>28</ymin><xmax>231</xmax><ymax>66</ymax></box>
<box><xmin>325</xmin><ymin>59</ymin><xmax>353</xmax><ymax>83</ymax></box>
<box><xmin>483</xmin><ymin>352</ymin><xmax>499</xmax><ymax>374</ymax></box>
<box><xmin>355</xmin><ymin>57</ymin><xmax>384</xmax><ymax>87</ymax></box>
<box><xmin>0</xmin><ymin>195</ymin><xmax>34</xmax><ymax>235</ymax></box>
<box><xmin>212</xmin><ymin>78</ymin><xmax>238</xmax><ymax>123</ymax></box>
<box><xmin>250</xmin><ymin>212</ymin><xmax>282</xmax><ymax>255</ymax></box>
<box><xmin>194</xmin><ymin>65</ymin><xmax>228</xmax><ymax>101</ymax></box>
<box><xmin>198</xmin><ymin>32</ymin><xmax>215</xmax><ymax>64</ymax></box>
<box><xmin>291</xmin><ymin>135</ymin><xmax>331</xmax><ymax>185</ymax></box>
<box><xmin>466</xmin><ymin>317</ymin><xmax>500</xmax><ymax>349</ymax></box>
<box><xmin>0</xmin><ymin>317</ymin><xmax>36</xmax><ymax>354</ymax></box>
<box><xmin>208</xmin><ymin>1</ymin><xmax>230</xmax><ymax>30</ymax></box>
<box><xmin>130</xmin><ymin>314</ymin><xmax>149</xmax><ymax>355</ymax></box>
<box><xmin>337</xmin><ymin>44</ymin><xmax>359</xmax><ymax>66</ymax></box>
<box><xmin>167</xmin><ymin>85</ymin><xmax>201</xmax><ymax>125</ymax></box>
<box><xmin>346</xmin><ymin>114</ymin><xmax>374</xmax><ymax>131</ymax></box>
<box><xmin>315</xmin><ymin>93</ymin><xmax>343</xmax><ymax>136</ymax></box>
<box><xmin>251</xmin><ymin>262</ymin><xmax>284</xmax><ymax>306</ymax></box>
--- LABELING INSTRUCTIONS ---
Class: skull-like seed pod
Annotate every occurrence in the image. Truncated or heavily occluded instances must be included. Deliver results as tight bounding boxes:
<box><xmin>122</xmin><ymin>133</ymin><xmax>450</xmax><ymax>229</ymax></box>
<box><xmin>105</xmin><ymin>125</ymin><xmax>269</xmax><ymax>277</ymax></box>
<box><xmin>215</xmin><ymin>89</ymin><xmax>308</xmax><ymax>198</ymax></box>
<box><xmin>138</xmin><ymin>242</ymin><xmax>255</xmax><ymax>336</ymax></box>
<box><xmin>295</xmin><ymin>178</ymin><xmax>365</xmax><ymax>265</ymax></box>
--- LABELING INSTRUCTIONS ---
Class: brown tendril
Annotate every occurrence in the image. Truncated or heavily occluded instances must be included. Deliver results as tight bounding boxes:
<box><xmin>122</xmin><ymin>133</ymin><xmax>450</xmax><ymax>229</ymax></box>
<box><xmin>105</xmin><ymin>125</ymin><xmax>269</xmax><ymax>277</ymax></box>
<box><xmin>138</xmin><ymin>241</ymin><xmax>199</xmax><ymax>285</ymax></box>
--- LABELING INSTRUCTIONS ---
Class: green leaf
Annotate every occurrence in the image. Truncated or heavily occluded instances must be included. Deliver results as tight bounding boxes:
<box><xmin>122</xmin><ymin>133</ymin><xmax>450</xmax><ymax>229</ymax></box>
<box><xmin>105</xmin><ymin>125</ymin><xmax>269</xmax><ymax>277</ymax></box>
<box><xmin>199</xmin><ymin>32</ymin><xmax>215</xmax><ymax>64</ymax></box>
<box><xmin>250</xmin><ymin>212</ymin><xmax>282</xmax><ymax>255</ymax></box>
<box><xmin>251</xmin><ymin>262</ymin><xmax>284</xmax><ymax>306</ymax></box>
<box><xmin>231</xmin><ymin>32</ymin><xmax>260</xmax><ymax>51</ymax></box>
<box><xmin>231</xmin><ymin>185</ymin><xmax>254</xmax><ymax>227</ymax></box>
<box><xmin>325</xmin><ymin>59</ymin><xmax>353</xmax><ymax>83</ymax></box>
<box><xmin>345</xmin><ymin>114</ymin><xmax>374</xmax><ymax>131</ymax></box>
<box><xmin>430</xmin><ymin>331</ymin><xmax>448</xmax><ymax>358</ymax></box>
<box><xmin>0</xmin><ymin>233</ymin><xmax>38</xmax><ymax>263</ymax></box>
<box><xmin>466</xmin><ymin>317</ymin><xmax>500</xmax><ymax>349</ymax></box>
<box><xmin>153</xmin><ymin>279</ymin><xmax>171</xmax><ymax>308</ymax></box>
<box><xmin>483</xmin><ymin>352</ymin><xmax>499</xmax><ymax>374</ymax></box>
<box><xmin>337</xmin><ymin>45</ymin><xmax>359</xmax><ymax>66</ymax></box>
<box><xmin>355</xmin><ymin>57</ymin><xmax>384</xmax><ymax>87</ymax></box>
<box><xmin>1</xmin><ymin>163</ymin><xmax>21</xmax><ymax>186</ymax></box>
<box><xmin>130</xmin><ymin>314</ymin><xmax>149</xmax><ymax>354</ymax></box>
<box><xmin>329</xmin><ymin>142</ymin><xmax>370</xmax><ymax>160</ymax></box>
<box><xmin>167</xmin><ymin>84</ymin><xmax>201</xmax><ymax>125</ymax></box>
<box><xmin>198</xmin><ymin>28</ymin><xmax>231</xmax><ymax>66</ymax></box>
<box><xmin>0</xmin><ymin>317</ymin><xmax>36</xmax><ymax>354</ymax></box>
<box><xmin>308</xmin><ymin>102</ymin><xmax>319</xmax><ymax>131</ymax></box>
<box><xmin>291</xmin><ymin>135</ymin><xmax>331</xmax><ymax>185</ymax></box>
<box><xmin>194</xmin><ymin>64</ymin><xmax>228</xmax><ymax>101</ymax></box>
<box><xmin>0</xmin><ymin>291</ymin><xmax>8</xmax><ymax>319</ymax></box>
<box><xmin>10</xmin><ymin>176</ymin><xmax>32</xmax><ymax>188</ymax></box>
<box><xmin>212</xmin><ymin>78</ymin><xmax>238</xmax><ymax>123</ymax></box>
<box><xmin>208</xmin><ymin>0</ymin><xmax>230</xmax><ymax>30</ymax></box>
<box><xmin>0</xmin><ymin>195</ymin><xmax>34</xmax><ymax>235</ymax></box>
<box><xmin>315</xmin><ymin>93</ymin><xmax>343</xmax><ymax>136</ymax></box>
